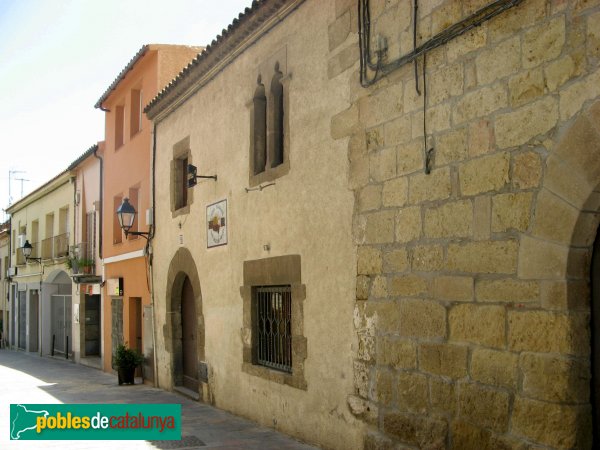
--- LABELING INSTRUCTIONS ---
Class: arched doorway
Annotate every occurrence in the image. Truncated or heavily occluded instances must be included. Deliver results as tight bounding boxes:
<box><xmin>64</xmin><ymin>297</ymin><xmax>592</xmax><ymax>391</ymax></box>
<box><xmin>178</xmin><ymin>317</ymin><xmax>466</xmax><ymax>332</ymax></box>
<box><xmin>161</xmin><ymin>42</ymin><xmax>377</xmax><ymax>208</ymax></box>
<box><xmin>181</xmin><ymin>276</ymin><xmax>198</xmax><ymax>391</ymax></box>
<box><xmin>165</xmin><ymin>247</ymin><xmax>205</xmax><ymax>397</ymax></box>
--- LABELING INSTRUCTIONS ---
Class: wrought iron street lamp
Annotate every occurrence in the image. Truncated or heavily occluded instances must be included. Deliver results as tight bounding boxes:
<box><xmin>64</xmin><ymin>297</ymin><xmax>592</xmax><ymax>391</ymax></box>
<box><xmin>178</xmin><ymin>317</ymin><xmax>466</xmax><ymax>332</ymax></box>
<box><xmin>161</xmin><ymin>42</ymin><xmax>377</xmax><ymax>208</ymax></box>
<box><xmin>22</xmin><ymin>240</ymin><xmax>42</xmax><ymax>264</ymax></box>
<box><xmin>116</xmin><ymin>198</ymin><xmax>150</xmax><ymax>239</ymax></box>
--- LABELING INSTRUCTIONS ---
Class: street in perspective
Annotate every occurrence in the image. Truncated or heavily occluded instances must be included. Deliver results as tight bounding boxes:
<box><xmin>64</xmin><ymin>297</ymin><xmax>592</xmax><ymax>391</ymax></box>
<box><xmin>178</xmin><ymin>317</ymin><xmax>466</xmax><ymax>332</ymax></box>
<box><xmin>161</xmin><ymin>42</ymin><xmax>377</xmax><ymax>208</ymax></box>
<box><xmin>0</xmin><ymin>350</ymin><xmax>317</xmax><ymax>449</ymax></box>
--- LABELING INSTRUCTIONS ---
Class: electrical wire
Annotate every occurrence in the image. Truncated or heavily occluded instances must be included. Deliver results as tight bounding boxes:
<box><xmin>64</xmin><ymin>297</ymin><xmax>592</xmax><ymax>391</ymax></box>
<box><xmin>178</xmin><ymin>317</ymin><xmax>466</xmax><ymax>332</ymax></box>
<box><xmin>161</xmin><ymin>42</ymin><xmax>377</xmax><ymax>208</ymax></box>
<box><xmin>358</xmin><ymin>0</ymin><xmax>523</xmax><ymax>87</ymax></box>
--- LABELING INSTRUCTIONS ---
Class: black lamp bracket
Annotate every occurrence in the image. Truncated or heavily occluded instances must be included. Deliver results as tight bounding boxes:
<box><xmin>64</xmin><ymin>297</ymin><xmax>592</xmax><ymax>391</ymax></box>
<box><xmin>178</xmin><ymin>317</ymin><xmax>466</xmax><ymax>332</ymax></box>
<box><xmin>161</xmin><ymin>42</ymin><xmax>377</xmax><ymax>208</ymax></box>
<box><xmin>188</xmin><ymin>164</ymin><xmax>217</xmax><ymax>187</ymax></box>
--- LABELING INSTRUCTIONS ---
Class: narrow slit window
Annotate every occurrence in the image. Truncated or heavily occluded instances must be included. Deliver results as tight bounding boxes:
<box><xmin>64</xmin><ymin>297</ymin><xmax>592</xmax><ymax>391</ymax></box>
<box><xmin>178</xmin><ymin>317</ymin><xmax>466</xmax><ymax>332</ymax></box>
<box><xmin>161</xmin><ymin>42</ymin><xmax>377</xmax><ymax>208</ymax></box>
<box><xmin>130</xmin><ymin>89</ymin><xmax>142</xmax><ymax>136</ymax></box>
<box><xmin>270</xmin><ymin>62</ymin><xmax>284</xmax><ymax>168</ymax></box>
<box><xmin>253</xmin><ymin>76</ymin><xmax>267</xmax><ymax>175</ymax></box>
<box><xmin>115</xmin><ymin>105</ymin><xmax>125</xmax><ymax>149</ymax></box>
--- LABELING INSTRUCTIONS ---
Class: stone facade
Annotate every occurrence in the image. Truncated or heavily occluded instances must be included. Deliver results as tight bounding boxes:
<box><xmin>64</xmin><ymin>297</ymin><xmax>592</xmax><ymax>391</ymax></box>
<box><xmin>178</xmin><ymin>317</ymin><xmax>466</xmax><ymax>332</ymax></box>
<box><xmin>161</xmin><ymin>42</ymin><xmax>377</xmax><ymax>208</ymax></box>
<box><xmin>329</xmin><ymin>0</ymin><xmax>600</xmax><ymax>448</ymax></box>
<box><xmin>147</xmin><ymin>1</ymin><xmax>362</xmax><ymax>448</ymax></box>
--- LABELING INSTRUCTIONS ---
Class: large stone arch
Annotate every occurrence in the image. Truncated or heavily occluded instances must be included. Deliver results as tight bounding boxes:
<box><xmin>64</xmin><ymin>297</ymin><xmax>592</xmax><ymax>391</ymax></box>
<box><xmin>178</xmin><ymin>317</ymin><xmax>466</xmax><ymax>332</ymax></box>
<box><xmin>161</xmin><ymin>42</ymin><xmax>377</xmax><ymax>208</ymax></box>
<box><xmin>514</xmin><ymin>100</ymin><xmax>600</xmax><ymax>447</ymax></box>
<box><xmin>164</xmin><ymin>247</ymin><xmax>205</xmax><ymax>392</ymax></box>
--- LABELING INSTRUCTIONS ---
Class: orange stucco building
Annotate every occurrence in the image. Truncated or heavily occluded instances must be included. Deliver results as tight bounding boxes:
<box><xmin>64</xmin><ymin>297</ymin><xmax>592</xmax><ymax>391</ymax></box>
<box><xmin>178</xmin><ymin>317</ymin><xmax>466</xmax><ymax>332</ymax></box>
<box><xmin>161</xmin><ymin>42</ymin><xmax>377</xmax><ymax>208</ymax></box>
<box><xmin>96</xmin><ymin>45</ymin><xmax>201</xmax><ymax>378</ymax></box>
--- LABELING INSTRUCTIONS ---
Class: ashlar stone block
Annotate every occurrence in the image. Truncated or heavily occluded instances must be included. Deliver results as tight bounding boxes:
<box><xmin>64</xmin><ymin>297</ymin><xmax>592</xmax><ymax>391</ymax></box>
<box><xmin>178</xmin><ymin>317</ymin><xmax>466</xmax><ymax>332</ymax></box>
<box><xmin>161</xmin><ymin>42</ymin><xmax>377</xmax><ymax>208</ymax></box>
<box><xmin>458</xmin><ymin>382</ymin><xmax>510</xmax><ymax>432</ymax></box>
<box><xmin>411</xmin><ymin>244</ymin><xmax>444</xmax><ymax>272</ymax></box>
<box><xmin>523</xmin><ymin>16</ymin><xmax>565</xmax><ymax>68</ymax></box>
<box><xmin>395</xmin><ymin>206</ymin><xmax>422</xmax><ymax>243</ymax></box>
<box><xmin>397</xmin><ymin>371</ymin><xmax>429</xmax><ymax>413</ymax></box>
<box><xmin>383</xmin><ymin>247</ymin><xmax>409</xmax><ymax>273</ymax></box>
<box><xmin>491</xmin><ymin>192</ymin><xmax>533</xmax><ymax>232</ymax></box>
<box><xmin>377</xmin><ymin>336</ymin><xmax>417</xmax><ymax>369</ymax></box>
<box><xmin>399</xmin><ymin>299</ymin><xmax>446</xmax><ymax>338</ymax></box>
<box><xmin>476</xmin><ymin>278</ymin><xmax>539</xmax><ymax>304</ymax></box>
<box><xmin>470</xmin><ymin>348</ymin><xmax>518</xmax><ymax>389</ymax></box>
<box><xmin>459</xmin><ymin>152</ymin><xmax>510</xmax><ymax>196</ymax></box>
<box><xmin>424</xmin><ymin>200</ymin><xmax>473</xmax><ymax>238</ymax></box>
<box><xmin>382</xmin><ymin>177</ymin><xmax>408</xmax><ymax>207</ymax></box>
<box><xmin>383</xmin><ymin>412</ymin><xmax>448</xmax><ymax>449</ymax></box>
<box><xmin>429</xmin><ymin>377</ymin><xmax>456</xmax><ymax>415</ymax></box>
<box><xmin>449</xmin><ymin>304</ymin><xmax>506</xmax><ymax>348</ymax></box>
<box><xmin>453</xmin><ymin>84</ymin><xmax>507</xmax><ymax>124</ymax></box>
<box><xmin>436</xmin><ymin>128</ymin><xmax>468</xmax><ymax>165</ymax></box>
<box><xmin>476</xmin><ymin>36</ymin><xmax>521</xmax><ymax>85</ymax></box>
<box><xmin>508</xmin><ymin>69</ymin><xmax>544</xmax><ymax>107</ymax></box>
<box><xmin>495</xmin><ymin>97</ymin><xmax>558</xmax><ymax>149</ymax></box>
<box><xmin>365</xmin><ymin>210</ymin><xmax>395</xmax><ymax>244</ymax></box>
<box><xmin>512</xmin><ymin>151</ymin><xmax>541</xmax><ymax>190</ymax></box>
<box><xmin>357</xmin><ymin>246</ymin><xmax>382</xmax><ymax>275</ymax></box>
<box><xmin>520</xmin><ymin>352</ymin><xmax>590</xmax><ymax>403</ymax></box>
<box><xmin>512</xmin><ymin>397</ymin><xmax>588</xmax><ymax>448</ymax></box>
<box><xmin>447</xmin><ymin>239</ymin><xmax>518</xmax><ymax>274</ymax></box>
<box><xmin>508</xmin><ymin>310</ymin><xmax>589</xmax><ymax>355</ymax></box>
<box><xmin>419</xmin><ymin>343</ymin><xmax>467</xmax><ymax>378</ymax></box>
<box><xmin>433</xmin><ymin>276</ymin><xmax>473</xmax><ymax>302</ymax></box>
<box><xmin>409</xmin><ymin>167</ymin><xmax>451</xmax><ymax>203</ymax></box>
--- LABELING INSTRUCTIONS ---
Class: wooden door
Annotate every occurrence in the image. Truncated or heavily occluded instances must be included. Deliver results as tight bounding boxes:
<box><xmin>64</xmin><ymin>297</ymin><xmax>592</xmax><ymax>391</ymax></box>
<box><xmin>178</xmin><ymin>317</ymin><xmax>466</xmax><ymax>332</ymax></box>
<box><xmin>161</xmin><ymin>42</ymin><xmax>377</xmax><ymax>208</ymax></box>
<box><xmin>181</xmin><ymin>277</ymin><xmax>198</xmax><ymax>391</ymax></box>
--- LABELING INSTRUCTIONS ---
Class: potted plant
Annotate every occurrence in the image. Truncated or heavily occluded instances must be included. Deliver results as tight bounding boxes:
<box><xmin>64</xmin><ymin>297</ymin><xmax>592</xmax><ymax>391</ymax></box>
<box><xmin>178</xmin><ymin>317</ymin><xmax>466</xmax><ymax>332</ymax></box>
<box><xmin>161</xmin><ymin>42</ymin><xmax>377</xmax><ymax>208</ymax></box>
<box><xmin>114</xmin><ymin>344</ymin><xmax>144</xmax><ymax>385</ymax></box>
<box><xmin>65</xmin><ymin>257</ymin><xmax>79</xmax><ymax>272</ymax></box>
<box><xmin>78</xmin><ymin>258</ymin><xmax>94</xmax><ymax>274</ymax></box>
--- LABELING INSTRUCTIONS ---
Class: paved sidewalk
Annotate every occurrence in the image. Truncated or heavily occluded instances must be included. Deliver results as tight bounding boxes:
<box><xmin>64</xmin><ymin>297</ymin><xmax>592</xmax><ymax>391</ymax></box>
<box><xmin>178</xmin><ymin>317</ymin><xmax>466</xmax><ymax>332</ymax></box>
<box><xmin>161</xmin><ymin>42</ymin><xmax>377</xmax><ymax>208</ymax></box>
<box><xmin>0</xmin><ymin>349</ymin><xmax>318</xmax><ymax>449</ymax></box>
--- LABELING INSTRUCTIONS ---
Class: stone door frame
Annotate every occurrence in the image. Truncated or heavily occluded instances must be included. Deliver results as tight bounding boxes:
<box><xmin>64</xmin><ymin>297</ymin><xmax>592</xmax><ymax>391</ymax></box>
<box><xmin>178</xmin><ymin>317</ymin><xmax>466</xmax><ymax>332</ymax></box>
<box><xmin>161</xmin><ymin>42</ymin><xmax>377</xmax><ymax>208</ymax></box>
<box><xmin>164</xmin><ymin>247</ymin><xmax>205</xmax><ymax>392</ymax></box>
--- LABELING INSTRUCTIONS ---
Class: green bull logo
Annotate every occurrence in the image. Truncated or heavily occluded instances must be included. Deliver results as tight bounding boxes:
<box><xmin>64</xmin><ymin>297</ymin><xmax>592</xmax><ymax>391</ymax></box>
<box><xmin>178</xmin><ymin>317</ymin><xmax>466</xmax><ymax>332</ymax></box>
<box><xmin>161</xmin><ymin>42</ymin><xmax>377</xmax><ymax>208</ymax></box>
<box><xmin>10</xmin><ymin>404</ymin><xmax>181</xmax><ymax>440</ymax></box>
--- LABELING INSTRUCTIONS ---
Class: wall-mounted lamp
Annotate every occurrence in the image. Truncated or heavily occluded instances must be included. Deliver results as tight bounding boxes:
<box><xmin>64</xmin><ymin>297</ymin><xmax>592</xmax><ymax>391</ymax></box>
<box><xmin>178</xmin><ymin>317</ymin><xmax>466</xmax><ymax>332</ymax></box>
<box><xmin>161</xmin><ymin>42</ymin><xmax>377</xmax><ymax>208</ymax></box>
<box><xmin>22</xmin><ymin>240</ymin><xmax>42</xmax><ymax>264</ymax></box>
<box><xmin>116</xmin><ymin>198</ymin><xmax>150</xmax><ymax>239</ymax></box>
<box><xmin>188</xmin><ymin>164</ymin><xmax>217</xmax><ymax>188</ymax></box>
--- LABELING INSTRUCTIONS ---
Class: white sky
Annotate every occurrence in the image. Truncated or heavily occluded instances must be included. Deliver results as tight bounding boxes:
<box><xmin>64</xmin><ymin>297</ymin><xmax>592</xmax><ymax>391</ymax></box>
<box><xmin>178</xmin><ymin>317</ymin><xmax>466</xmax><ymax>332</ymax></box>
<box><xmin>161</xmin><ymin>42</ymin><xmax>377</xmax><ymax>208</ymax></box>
<box><xmin>0</xmin><ymin>0</ymin><xmax>252</xmax><ymax>221</ymax></box>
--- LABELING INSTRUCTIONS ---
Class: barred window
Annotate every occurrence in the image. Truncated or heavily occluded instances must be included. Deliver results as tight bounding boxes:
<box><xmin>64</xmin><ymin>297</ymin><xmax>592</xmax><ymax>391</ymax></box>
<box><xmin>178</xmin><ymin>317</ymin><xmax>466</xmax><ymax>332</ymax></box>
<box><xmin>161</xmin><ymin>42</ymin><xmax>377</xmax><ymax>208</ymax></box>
<box><xmin>254</xmin><ymin>285</ymin><xmax>292</xmax><ymax>373</ymax></box>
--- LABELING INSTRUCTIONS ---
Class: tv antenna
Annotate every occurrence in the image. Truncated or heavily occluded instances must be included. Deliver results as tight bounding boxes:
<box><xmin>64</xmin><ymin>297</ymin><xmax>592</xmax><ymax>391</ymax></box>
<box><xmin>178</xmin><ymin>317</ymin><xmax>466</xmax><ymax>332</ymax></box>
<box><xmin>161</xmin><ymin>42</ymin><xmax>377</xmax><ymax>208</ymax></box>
<box><xmin>8</xmin><ymin>170</ymin><xmax>25</xmax><ymax>205</ymax></box>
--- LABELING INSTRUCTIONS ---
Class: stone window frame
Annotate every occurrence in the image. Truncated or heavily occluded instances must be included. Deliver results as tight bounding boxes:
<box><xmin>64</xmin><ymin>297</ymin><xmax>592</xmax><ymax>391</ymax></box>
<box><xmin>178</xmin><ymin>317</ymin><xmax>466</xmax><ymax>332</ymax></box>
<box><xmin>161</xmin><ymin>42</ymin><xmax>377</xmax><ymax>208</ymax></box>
<box><xmin>240</xmin><ymin>254</ymin><xmax>307</xmax><ymax>390</ymax></box>
<box><xmin>170</xmin><ymin>136</ymin><xmax>194</xmax><ymax>218</ymax></box>
<box><xmin>248</xmin><ymin>47</ymin><xmax>291</xmax><ymax>187</ymax></box>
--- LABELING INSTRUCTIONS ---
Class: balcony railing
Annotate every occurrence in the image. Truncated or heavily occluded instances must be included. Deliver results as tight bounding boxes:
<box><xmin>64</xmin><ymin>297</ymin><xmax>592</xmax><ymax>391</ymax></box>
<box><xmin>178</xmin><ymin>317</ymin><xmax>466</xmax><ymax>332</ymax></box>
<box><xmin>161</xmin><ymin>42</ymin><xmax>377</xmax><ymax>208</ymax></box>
<box><xmin>16</xmin><ymin>248</ymin><xmax>26</xmax><ymax>266</ymax></box>
<box><xmin>40</xmin><ymin>233</ymin><xmax>70</xmax><ymax>261</ymax></box>
<box><xmin>30</xmin><ymin>241</ymin><xmax>40</xmax><ymax>259</ymax></box>
<box><xmin>54</xmin><ymin>233</ymin><xmax>69</xmax><ymax>258</ymax></box>
<box><xmin>18</xmin><ymin>241</ymin><xmax>40</xmax><ymax>265</ymax></box>
<box><xmin>41</xmin><ymin>237</ymin><xmax>53</xmax><ymax>260</ymax></box>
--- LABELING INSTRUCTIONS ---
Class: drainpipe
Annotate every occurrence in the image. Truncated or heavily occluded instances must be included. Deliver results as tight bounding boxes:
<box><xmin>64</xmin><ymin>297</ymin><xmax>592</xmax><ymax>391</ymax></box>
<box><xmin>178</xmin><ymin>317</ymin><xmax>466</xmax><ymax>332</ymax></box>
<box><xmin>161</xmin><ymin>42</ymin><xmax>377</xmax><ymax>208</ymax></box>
<box><xmin>150</xmin><ymin>122</ymin><xmax>159</xmax><ymax>388</ymax></box>
<box><xmin>7</xmin><ymin>217</ymin><xmax>11</xmax><ymax>349</ymax></box>
<box><xmin>93</xmin><ymin>145</ymin><xmax>104</xmax><ymax>369</ymax></box>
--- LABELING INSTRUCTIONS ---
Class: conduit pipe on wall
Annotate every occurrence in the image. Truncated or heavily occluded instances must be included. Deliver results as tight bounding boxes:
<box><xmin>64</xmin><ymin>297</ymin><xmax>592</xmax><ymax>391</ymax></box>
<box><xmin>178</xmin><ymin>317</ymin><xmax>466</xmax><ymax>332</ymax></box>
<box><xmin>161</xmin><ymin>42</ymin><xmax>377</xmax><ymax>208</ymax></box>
<box><xmin>150</xmin><ymin>123</ymin><xmax>158</xmax><ymax>388</ymax></box>
<box><xmin>93</xmin><ymin>147</ymin><xmax>103</xmax><ymax>258</ymax></box>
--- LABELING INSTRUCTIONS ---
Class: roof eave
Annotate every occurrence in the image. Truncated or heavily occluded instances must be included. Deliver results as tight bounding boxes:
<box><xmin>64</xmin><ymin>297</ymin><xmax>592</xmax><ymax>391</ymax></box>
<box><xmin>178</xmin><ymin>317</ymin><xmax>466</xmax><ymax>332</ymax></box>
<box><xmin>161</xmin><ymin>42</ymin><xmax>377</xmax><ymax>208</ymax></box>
<box><xmin>94</xmin><ymin>45</ymin><xmax>149</xmax><ymax>109</ymax></box>
<box><xmin>145</xmin><ymin>0</ymin><xmax>304</xmax><ymax>122</ymax></box>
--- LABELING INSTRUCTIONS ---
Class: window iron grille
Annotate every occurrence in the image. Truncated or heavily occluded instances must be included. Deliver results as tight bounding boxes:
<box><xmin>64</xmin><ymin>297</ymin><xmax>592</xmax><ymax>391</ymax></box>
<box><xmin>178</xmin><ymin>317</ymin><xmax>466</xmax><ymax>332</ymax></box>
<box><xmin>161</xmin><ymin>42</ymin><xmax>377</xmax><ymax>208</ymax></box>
<box><xmin>255</xmin><ymin>285</ymin><xmax>292</xmax><ymax>373</ymax></box>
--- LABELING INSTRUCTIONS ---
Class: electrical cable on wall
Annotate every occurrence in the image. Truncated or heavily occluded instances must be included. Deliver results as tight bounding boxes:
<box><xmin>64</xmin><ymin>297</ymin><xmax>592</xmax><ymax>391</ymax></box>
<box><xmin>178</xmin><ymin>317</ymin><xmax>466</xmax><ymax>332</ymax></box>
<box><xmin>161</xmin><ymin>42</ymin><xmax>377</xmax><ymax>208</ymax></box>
<box><xmin>357</xmin><ymin>0</ymin><xmax>523</xmax><ymax>175</ymax></box>
<box><xmin>358</xmin><ymin>0</ymin><xmax>523</xmax><ymax>87</ymax></box>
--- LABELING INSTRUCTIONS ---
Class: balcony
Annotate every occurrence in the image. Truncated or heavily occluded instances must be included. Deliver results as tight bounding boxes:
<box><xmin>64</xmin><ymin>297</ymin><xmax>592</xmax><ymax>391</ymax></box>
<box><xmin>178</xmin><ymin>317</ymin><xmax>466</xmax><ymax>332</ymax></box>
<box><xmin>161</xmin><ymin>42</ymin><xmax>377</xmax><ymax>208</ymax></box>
<box><xmin>16</xmin><ymin>241</ymin><xmax>40</xmax><ymax>266</ymax></box>
<box><xmin>54</xmin><ymin>233</ymin><xmax>69</xmax><ymax>258</ymax></box>
<box><xmin>16</xmin><ymin>248</ymin><xmax>26</xmax><ymax>266</ymax></box>
<box><xmin>70</xmin><ymin>241</ymin><xmax>100</xmax><ymax>284</ymax></box>
<box><xmin>40</xmin><ymin>232</ymin><xmax>70</xmax><ymax>261</ymax></box>
<box><xmin>70</xmin><ymin>242</ymin><xmax>96</xmax><ymax>275</ymax></box>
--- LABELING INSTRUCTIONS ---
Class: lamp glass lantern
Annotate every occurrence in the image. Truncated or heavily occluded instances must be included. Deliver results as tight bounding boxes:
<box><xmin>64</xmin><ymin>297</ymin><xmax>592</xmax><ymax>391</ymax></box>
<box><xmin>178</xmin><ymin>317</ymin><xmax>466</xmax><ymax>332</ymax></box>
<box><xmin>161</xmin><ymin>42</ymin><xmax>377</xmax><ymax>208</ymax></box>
<box><xmin>22</xmin><ymin>240</ymin><xmax>33</xmax><ymax>258</ymax></box>
<box><xmin>116</xmin><ymin>198</ymin><xmax>136</xmax><ymax>234</ymax></box>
